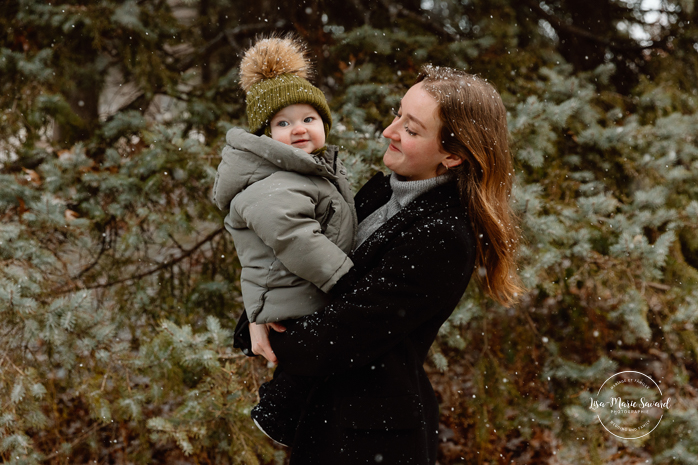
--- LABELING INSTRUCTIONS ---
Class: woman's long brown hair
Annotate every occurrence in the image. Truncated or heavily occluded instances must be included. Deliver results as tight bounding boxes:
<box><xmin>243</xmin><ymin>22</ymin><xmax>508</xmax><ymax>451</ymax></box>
<box><xmin>417</xmin><ymin>65</ymin><xmax>523</xmax><ymax>306</ymax></box>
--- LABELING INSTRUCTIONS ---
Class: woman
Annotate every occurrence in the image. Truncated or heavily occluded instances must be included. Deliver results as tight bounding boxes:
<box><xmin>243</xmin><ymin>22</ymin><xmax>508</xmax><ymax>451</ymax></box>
<box><xmin>241</xmin><ymin>65</ymin><xmax>522</xmax><ymax>464</ymax></box>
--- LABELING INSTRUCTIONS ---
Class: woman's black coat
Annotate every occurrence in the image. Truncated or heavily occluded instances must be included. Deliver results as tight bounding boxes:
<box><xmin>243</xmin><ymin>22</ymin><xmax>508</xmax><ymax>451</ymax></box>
<box><xmin>263</xmin><ymin>172</ymin><xmax>476</xmax><ymax>464</ymax></box>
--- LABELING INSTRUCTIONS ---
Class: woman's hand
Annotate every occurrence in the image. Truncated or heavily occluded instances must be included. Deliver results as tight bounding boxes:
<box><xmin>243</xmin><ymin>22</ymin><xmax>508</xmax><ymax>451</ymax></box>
<box><xmin>249</xmin><ymin>321</ymin><xmax>287</xmax><ymax>363</ymax></box>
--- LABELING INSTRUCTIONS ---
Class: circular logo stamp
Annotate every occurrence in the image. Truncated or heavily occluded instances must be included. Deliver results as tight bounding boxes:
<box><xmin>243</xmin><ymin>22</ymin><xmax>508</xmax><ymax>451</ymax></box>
<box><xmin>589</xmin><ymin>371</ymin><xmax>671</xmax><ymax>439</ymax></box>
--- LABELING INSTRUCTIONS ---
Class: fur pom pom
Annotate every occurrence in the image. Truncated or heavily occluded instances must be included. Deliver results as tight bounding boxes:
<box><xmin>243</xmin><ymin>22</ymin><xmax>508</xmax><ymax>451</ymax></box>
<box><xmin>240</xmin><ymin>36</ymin><xmax>313</xmax><ymax>91</ymax></box>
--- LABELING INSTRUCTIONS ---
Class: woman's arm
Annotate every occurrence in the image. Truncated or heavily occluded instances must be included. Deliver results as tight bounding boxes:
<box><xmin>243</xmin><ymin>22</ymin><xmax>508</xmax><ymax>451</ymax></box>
<box><xmin>269</xmin><ymin>212</ymin><xmax>476</xmax><ymax>377</ymax></box>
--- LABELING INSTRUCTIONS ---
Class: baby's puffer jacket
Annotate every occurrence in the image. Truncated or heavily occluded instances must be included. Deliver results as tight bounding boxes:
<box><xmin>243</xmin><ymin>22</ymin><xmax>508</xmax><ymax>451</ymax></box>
<box><xmin>213</xmin><ymin>127</ymin><xmax>357</xmax><ymax>324</ymax></box>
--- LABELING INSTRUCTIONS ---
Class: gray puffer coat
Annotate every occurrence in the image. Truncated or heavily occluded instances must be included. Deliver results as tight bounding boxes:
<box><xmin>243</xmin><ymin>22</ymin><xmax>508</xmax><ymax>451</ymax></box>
<box><xmin>213</xmin><ymin>128</ymin><xmax>357</xmax><ymax>324</ymax></box>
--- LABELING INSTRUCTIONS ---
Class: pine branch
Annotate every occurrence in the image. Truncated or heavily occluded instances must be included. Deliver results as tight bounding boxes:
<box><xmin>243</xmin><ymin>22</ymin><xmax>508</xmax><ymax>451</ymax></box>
<box><xmin>106</xmin><ymin>22</ymin><xmax>281</xmax><ymax>118</ymax></box>
<box><xmin>51</xmin><ymin>227</ymin><xmax>224</xmax><ymax>295</ymax></box>
<box><xmin>41</xmin><ymin>423</ymin><xmax>108</xmax><ymax>462</ymax></box>
<box><xmin>176</xmin><ymin>22</ymin><xmax>286</xmax><ymax>71</ymax></box>
<box><xmin>524</xmin><ymin>0</ymin><xmax>668</xmax><ymax>52</ymax></box>
<box><xmin>73</xmin><ymin>231</ymin><xmax>109</xmax><ymax>280</ymax></box>
<box><xmin>522</xmin><ymin>307</ymin><xmax>540</xmax><ymax>336</ymax></box>
<box><xmin>378</xmin><ymin>0</ymin><xmax>460</xmax><ymax>41</ymax></box>
<box><xmin>350</xmin><ymin>0</ymin><xmax>372</xmax><ymax>26</ymax></box>
<box><xmin>0</xmin><ymin>353</ymin><xmax>25</xmax><ymax>376</ymax></box>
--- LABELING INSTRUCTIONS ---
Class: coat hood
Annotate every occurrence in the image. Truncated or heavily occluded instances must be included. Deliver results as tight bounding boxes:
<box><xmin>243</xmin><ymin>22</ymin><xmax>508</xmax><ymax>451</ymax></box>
<box><xmin>213</xmin><ymin>127</ymin><xmax>345</xmax><ymax>212</ymax></box>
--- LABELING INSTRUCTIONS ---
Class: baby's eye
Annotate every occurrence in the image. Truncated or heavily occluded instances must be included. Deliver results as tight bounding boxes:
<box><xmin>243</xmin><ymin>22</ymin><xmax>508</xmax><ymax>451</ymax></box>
<box><xmin>277</xmin><ymin>121</ymin><xmax>289</xmax><ymax>127</ymax></box>
<box><xmin>303</xmin><ymin>116</ymin><xmax>315</xmax><ymax>123</ymax></box>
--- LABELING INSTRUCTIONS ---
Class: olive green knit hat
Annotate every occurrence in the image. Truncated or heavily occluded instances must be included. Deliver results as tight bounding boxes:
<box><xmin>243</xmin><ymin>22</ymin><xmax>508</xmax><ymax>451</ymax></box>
<box><xmin>240</xmin><ymin>37</ymin><xmax>332</xmax><ymax>136</ymax></box>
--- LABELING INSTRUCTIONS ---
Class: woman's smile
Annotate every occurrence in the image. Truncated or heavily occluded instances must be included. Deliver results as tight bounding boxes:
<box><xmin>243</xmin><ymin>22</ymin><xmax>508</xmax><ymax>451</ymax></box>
<box><xmin>381</xmin><ymin>82</ymin><xmax>461</xmax><ymax>181</ymax></box>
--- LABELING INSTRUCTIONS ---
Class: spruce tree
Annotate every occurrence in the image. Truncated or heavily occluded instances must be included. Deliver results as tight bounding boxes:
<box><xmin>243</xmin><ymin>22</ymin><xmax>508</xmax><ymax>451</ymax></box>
<box><xmin>2</xmin><ymin>0</ymin><xmax>698</xmax><ymax>464</ymax></box>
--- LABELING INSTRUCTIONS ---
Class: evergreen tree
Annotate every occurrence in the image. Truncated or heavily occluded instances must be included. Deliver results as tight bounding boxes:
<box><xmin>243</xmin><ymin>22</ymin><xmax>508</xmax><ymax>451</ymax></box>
<box><xmin>2</xmin><ymin>0</ymin><xmax>698</xmax><ymax>464</ymax></box>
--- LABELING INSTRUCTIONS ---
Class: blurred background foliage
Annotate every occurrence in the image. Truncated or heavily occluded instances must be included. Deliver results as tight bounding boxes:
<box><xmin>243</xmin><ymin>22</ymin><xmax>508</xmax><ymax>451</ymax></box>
<box><xmin>1</xmin><ymin>0</ymin><xmax>698</xmax><ymax>463</ymax></box>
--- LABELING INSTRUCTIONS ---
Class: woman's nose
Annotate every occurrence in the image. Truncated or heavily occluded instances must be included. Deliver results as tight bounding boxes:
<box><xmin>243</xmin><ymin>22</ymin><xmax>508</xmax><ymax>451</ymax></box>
<box><xmin>383</xmin><ymin>119</ymin><xmax>399</xmax><ymax>140</ymax></box>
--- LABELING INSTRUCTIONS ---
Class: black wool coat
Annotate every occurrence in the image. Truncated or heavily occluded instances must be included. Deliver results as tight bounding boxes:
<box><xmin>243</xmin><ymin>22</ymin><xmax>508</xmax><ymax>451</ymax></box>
<box><xmin>268</xmin><ymin>172</ymin><xmax>477</xmax><ymax>465</ymax></box>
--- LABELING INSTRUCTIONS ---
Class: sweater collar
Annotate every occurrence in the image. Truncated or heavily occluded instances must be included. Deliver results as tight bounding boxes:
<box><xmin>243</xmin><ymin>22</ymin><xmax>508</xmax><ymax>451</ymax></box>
<box><xmin>389</xmin><ymin>171</ymin><xmax>455</xmax><ymax>208</ymax></box>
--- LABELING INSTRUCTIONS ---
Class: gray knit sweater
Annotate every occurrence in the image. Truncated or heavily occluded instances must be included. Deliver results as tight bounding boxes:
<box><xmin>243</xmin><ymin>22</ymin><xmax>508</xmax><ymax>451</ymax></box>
<box><xmin>355</xmin><ymin>171</ymin><xmax>454</xmax><ymax>250</ymax></box>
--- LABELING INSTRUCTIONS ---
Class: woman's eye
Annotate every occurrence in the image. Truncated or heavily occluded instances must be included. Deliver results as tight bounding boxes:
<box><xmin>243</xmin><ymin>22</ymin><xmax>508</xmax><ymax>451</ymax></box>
<box><xmin>404</xmin><ymin>124</ymin><xmax>417</xmax><ymax>136</ymax></box>
<box><xmin>391</xmin><ymin>108</ymin><xmax>401</xmax><ymax>118</ymax></box>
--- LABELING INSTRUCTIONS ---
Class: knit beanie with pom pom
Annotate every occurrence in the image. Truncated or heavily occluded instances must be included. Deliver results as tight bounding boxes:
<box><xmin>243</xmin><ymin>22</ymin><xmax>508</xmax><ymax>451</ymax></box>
<box><xmin>240</xmin><ymin>36</ymin><xmax>332</xmax><ymax>136</ymax></box>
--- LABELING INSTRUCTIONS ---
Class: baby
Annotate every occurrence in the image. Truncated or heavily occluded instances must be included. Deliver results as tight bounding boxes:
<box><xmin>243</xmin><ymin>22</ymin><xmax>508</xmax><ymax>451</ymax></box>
<box><xmin>212</xmin><ymin>37</ymin><xmax>356</xmax><ymax>446</ymax></box>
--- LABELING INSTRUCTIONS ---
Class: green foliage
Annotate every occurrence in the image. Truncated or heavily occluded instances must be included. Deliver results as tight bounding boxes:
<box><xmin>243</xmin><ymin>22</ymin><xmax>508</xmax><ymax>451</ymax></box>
<box><xmin>2</xmin><ymin>0</ymin><xmax>698</xmax><ymax>464</ymax></box>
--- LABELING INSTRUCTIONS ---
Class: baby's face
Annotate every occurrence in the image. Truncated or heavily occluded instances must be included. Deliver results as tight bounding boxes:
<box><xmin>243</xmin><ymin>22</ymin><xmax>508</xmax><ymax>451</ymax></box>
<box><xmin>269</xmin><ymin>104</ymin><xmax>325</xmax><ymax>154</ymax></box>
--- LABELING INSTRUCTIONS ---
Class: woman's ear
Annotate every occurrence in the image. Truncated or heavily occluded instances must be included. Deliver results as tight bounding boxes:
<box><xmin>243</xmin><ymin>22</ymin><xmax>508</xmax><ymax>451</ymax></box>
<box><xmin>442</xmin><ymin>153</ymin><xmax>463</xmax><ymax>170</ymax></box>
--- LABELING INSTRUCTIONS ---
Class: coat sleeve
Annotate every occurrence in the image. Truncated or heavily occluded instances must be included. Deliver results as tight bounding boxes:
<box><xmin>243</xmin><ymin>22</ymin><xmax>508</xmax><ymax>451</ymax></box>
<box><xmin>269</xmin><ymin>216</ymin><xmax>474</xmax><ymax>377</ymax></box>
<box><xmin>232</xmin><ymin>172</ymin><xmax>353</xmax><ymax>293</ymax></box>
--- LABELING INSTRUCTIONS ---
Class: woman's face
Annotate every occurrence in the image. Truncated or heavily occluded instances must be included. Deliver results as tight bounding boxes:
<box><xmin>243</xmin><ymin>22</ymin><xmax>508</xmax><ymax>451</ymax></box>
<box><xmin>382</xmin><ymin>82</ymin><xmax>461</xmax><ymax>181</ymax></box>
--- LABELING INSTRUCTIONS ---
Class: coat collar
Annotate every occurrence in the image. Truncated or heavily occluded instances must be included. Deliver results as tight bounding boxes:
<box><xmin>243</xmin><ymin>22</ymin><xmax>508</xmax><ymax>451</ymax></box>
<box><xmin>351</xmin><ymin>172</ymin><xmax>463</xmax><ymax>268</ymax></box>
<box><xmin>354</xmin><ymin>172</ymin><xmax>392</xmax><ymax>223</ymax></box>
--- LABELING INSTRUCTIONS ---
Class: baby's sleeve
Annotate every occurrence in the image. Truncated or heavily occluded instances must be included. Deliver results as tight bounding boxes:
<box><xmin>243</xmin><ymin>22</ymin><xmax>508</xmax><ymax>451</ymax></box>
<box><xmin>213</xmin><ymin>144</ymin><xmax>246</xmax><ymax>212</ymax></box>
